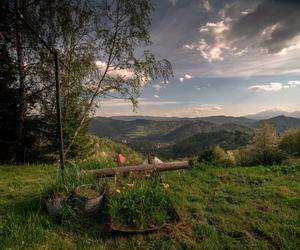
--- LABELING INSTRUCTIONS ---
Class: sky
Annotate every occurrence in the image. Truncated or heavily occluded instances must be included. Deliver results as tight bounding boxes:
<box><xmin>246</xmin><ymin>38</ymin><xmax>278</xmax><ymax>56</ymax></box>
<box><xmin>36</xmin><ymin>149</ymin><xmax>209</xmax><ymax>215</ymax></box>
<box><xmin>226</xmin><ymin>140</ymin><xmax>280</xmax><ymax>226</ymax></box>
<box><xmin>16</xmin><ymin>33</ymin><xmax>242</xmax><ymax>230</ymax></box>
<box><xmin>97</xmin><ymin>0</ymin><xmax>300</xmax><ymax>118</ymax></box>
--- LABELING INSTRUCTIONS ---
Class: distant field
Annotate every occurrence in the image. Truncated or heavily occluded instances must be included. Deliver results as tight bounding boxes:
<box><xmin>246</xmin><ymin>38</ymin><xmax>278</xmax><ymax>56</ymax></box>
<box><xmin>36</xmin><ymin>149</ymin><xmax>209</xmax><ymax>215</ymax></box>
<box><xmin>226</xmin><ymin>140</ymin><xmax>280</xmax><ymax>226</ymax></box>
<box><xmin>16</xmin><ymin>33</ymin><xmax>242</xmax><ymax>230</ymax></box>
<box><xmin>1</xmin><ymin>164</ymin><xmax>300</xmax><ymax>249</ymax></box>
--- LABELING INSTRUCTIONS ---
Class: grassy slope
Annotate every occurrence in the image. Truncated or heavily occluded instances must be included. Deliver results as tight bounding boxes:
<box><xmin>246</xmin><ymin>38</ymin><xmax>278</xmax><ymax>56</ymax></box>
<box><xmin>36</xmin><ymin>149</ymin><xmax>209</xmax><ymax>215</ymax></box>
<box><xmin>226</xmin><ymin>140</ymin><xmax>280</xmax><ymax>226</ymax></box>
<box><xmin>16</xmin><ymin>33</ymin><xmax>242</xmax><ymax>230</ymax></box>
<box><xmin>0</xmin><ymin>164</ymin><xmax>300</xmax><ymax>249</ymax></box>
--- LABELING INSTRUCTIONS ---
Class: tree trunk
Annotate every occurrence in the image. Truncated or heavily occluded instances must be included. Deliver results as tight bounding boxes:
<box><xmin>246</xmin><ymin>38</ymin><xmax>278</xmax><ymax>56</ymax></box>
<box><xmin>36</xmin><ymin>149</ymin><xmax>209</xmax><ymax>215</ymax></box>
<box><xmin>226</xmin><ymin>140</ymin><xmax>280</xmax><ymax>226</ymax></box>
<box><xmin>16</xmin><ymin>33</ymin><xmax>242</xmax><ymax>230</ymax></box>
<box><xmin>86</xmin><ymin>161</ymin><xmax>189</xmax><ymax>178</ymax></box>
<box><xmin>15</xmin><ymin>0</ymin><xmax>26</xmax><ymax>162</ymax></box>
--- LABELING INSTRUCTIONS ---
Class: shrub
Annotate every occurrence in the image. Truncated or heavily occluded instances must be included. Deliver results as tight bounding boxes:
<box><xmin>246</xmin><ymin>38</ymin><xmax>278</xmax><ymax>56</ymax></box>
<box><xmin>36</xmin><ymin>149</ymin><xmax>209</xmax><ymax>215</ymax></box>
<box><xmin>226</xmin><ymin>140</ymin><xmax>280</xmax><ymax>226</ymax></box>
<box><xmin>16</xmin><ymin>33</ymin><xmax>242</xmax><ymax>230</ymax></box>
<box><xmin>235</xmin><ymin>146</ymin><xmax>287</xmax><ymax>166</ymax></box>
<box><xmin>280</xmin><ymin>128</ymin><xmax>300</xmax><ymax>157</ymax></box>
<box><xmin>197</xmin><ymin>150</ymin><xmax>213</xmax><ymax>163</ymax></box>
<box><xmin>108</xmin><ymin>177</ymin><xmax>174</xmax><ymax>229</ymax></box>
<box><xmin>212</xmin><ymin>145</ymin><xmax>236</xmax><ymax>167</ymax></box>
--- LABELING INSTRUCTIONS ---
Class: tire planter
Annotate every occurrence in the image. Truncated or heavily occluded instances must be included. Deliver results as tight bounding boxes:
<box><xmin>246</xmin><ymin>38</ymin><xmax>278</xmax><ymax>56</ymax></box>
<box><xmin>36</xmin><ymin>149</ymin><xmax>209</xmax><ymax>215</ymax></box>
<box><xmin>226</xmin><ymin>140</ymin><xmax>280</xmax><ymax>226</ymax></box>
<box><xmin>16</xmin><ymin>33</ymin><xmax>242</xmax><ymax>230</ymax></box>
<box><xmin>73</xmin><ymin>187</ymin><xmax>105</xmax><ymax>215</ymax></box>
<box><xmin>108</xmin><ymin>207</ymin><xmax>180</xmax><ymax>233</ymax></box>
<box><xmin>44</xmin><ymin>192</ymin><xmax>67</xmax><ymax>216</ymax></box>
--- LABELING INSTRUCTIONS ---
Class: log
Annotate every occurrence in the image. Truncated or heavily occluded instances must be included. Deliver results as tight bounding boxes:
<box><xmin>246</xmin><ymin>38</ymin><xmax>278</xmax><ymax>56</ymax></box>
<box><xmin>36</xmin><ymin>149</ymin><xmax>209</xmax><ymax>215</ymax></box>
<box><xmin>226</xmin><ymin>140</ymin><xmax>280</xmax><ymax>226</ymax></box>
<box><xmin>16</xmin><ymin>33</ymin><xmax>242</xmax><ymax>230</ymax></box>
<box><xmin>86</xmin><ymin>161</ymin><xmax>189</xmax><ymax>178</ymax></box>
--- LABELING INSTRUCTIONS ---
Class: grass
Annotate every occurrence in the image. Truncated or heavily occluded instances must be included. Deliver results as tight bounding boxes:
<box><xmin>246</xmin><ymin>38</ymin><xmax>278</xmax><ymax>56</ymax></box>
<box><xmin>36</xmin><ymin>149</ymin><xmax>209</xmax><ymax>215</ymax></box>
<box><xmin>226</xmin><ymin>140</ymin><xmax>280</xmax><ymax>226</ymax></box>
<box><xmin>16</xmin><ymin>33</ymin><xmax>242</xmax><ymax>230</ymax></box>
<box><xmin>0</xmin><ymin>163</ymin><xmax>300</xmax><ymax>249</ymax></box>
<box><xmin>108</xmin><ymin>177</ymin><xmax>174</xmax><ymax>229</ymax></box>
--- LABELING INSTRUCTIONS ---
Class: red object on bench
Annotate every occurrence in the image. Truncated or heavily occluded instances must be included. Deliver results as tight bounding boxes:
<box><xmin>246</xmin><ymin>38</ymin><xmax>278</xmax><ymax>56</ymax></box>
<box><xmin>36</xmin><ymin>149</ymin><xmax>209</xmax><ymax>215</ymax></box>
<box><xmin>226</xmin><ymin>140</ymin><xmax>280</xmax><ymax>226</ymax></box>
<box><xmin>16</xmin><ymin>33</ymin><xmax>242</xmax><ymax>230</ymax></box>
<box><xmin>117</xmin><ymin>154</ymin><xmax>126</xmax><ymax>165</ymax></box>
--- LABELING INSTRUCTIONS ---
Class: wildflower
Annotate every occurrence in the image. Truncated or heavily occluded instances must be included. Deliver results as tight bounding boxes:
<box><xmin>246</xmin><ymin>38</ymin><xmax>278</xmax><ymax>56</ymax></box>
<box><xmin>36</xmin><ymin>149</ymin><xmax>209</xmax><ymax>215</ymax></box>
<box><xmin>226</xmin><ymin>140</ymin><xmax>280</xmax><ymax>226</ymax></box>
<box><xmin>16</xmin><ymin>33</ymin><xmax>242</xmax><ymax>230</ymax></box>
<box><xmin>145</xmin><ymin>174</ymin><xmax>151</xmax><ymax>177</ymax></box>
<box><xmin>127</xmin><ymin>183</ymin><xmax>134</xmax><ymax>187</ymax></box>
<box><xmin>161</xmin><ymin>183</ymin><xmax>170</xmax><ymax>189</ymax></box>
<box><xmin>115</xmin><ymin>188</ymin><xmax>121</xmax><ymax>193</ymax></box>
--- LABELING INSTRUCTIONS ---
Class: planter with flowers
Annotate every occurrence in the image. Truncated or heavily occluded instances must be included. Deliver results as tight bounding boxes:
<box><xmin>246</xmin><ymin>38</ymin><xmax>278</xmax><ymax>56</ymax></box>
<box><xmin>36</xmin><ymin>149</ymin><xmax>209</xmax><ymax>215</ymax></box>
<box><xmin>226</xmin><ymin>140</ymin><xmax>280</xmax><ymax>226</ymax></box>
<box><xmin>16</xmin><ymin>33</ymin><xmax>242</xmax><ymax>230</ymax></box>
<box><xmin>107</xmin><ymin>176</ymin><xmax>179</xmax><ymax>233</ymax></box>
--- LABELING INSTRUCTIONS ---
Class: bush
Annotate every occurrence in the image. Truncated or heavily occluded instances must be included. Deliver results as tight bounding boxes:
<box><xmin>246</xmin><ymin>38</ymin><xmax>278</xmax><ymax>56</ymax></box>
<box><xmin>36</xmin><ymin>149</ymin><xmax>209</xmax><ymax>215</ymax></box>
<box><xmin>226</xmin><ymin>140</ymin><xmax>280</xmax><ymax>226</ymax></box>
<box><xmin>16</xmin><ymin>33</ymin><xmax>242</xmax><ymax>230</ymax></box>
<box><xmin>280</xmin><ymin>128</ymin><xmax>300</xmax><ymax>157</ymax></box>
<box><xmin>212</xmin><ymin>145</ymin><xmax>236</xmax><ymax>167</ymax></box>
<box><xmin>235</xmin><ymin>147</ymin><xmax>287</xmax><ymax>166</ymax></box>
<box><xmin>197</xmin><ymin>150</ymin><xmax>213</xmax><ymax>163</ymax></box>
<box><xmin>108</xmin><ymin>177</ymin><xmax>174</xmax><ymax>229</ymax></box>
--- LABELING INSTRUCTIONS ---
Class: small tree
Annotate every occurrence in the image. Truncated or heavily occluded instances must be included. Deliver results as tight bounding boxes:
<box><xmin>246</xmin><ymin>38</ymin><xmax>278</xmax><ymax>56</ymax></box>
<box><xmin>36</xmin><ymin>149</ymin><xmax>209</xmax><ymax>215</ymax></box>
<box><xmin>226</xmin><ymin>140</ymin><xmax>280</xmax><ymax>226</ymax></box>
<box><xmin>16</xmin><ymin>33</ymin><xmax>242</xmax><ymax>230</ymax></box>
<box><xmin>280</xmin><ymin>128</ymin><xmax>300</xmax><ymax>157</ymax></box>
<box><xmin>212</xmin><ymin>145</ymin><xmax>236</xmax><ymax>167</ymax></box>
<box><xmin>250</xmin><ymin>122</ymin><xmax>286</xmax><ymax>165</ymax></box>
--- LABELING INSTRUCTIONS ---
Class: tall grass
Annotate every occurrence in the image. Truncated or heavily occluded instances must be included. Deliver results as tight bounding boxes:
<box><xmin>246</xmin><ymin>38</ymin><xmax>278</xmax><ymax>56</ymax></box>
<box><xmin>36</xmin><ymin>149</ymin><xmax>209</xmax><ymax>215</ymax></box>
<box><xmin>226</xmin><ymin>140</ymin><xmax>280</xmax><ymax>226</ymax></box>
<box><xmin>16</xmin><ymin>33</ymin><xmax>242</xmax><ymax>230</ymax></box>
<box><xmin>108</xmin><ymin>177</ymin><xmax>174</xmax><ymax>229</ymax></box>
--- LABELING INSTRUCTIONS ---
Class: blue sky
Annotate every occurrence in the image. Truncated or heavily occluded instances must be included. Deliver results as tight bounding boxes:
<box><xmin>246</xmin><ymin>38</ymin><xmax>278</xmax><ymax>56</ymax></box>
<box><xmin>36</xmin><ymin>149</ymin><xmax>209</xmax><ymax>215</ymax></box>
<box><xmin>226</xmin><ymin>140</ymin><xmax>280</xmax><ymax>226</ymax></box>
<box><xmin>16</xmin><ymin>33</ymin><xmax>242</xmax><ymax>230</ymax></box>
<box><xmin>98</xmin><ymin>0</ymin><xmax>300</xmax><ymax>117</ymax></box>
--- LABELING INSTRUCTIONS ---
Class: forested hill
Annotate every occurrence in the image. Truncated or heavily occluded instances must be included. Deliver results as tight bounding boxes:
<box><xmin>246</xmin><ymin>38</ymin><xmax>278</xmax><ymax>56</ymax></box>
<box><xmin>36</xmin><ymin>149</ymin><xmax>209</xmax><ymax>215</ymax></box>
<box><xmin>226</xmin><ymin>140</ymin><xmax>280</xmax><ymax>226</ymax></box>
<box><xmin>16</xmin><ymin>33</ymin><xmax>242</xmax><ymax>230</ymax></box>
<box><xmin>88</xmin><ymin>115</ymin><xmax>300</xmax><ymax>159</ymax></box>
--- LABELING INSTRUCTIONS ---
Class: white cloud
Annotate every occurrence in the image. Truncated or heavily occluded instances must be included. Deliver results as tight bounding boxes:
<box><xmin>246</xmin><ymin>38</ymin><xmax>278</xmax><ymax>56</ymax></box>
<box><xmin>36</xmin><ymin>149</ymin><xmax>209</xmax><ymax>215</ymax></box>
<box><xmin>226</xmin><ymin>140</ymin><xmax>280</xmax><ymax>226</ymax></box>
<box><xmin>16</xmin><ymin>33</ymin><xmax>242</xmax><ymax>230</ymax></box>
<box><xmin>95</xmin><ymin>60</ymin><xmax>134</xmax><ymax>80</ymax></box>
<box><xmin>179</xmin><ymin>74</ymin><xmax>193</xmax><ymax>82</ymax></box>
<box><xmin>98</xmin><ymin>98</ymin><xmax>181</xmax><ymax>107</ymax></box>
<box><xmin>184</xmin><ymin>21</ymin><xmax>231</xmax><ymax>62</ymax></box>
<box><xmin>152</xmin><ymin>84</ymin><xmax>163</xmax><ymax>91</ymax></box>
<box><xmin>288</xmin><ymin>80</ymin><xmax>300</xmax><ymax>87</ymax></box>
<box><xmin>248</xmin><ymin>82</ymin><xmax>283</xmax><ymax>92</ymax></box>
<box><xmin>191</xmin><ymin>105</ymin><xmax>222</xmax><ymax>112</ymax></box>
<box><xmin>202</xmin><ymin>0</ymin><xmax>212</xmax><ymax>12</ymax></box>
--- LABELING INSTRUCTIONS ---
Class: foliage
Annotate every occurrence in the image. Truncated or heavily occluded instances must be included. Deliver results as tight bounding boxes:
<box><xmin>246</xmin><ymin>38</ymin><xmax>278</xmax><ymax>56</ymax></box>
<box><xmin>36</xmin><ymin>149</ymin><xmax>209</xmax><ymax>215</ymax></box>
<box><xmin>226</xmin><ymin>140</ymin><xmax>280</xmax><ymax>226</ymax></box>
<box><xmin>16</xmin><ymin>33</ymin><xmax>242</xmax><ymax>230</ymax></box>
<box><xmin>108</xmin><ymin>177</ymin><xmax>173</xmax><ymax>229</ymax></box>
<box><xmin>235</xmin><ymin>122</ymin><xmax>287</xmax><ymax>166</ymax></box>
<box><xmin>48</xmin><ymin>163</ymin><xmax>100</xmax><ymax>193</ymax></box>
<box><xmin>78</xmin><ymin>136</ymin><xmax>144</xmax><ymax>169</ymax></box>
<box><xmin>0</xmin><ymin>42</ymin><xmax>18</xmax><ymax>162</ymax></box>
<box><xmin>198</xmin><ymin>149</ymin><xmax>213</xmax><ymax>163</ymax></box>
<box><xmin>280</xmin><ymin>128</ymin><xmax>300</xmax><ymax>157</ymax></box>
<box><xmin>211</xmin><ymin>145</ymin><xmax>236</xmax><ymax>167</ymax></box>
<box><xmin>3</xmin><ymin>0</ymin><xmax>172</xmax><ymax>162</ymax></box>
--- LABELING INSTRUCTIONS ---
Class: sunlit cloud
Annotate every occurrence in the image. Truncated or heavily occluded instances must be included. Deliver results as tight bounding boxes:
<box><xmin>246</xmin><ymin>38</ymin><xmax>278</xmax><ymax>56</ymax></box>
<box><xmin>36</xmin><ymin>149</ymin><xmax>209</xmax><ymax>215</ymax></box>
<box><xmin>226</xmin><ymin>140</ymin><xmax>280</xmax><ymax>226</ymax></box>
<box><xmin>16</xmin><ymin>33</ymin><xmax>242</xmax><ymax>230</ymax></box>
<box><xmin>288</xmin><ymin>80</ymin><xmax>300</xmax><ymax>87</ymax></box>
<box><xmin>179</xmin><ymin>74</ymin><xmax>193</xmax><ymax>82</ymax></box>
<box><xmin>95</xmin><ymin>60</ymin><xmax>134</xmax><ymax>79</ymax></box>
<box><xmin>153</xmin><ymin>84</ymin><xmax>163</xmax><ymax>91</ymax></box>
<box><xmin>248</xmin><ymin>82</ymin><xmax>283</xmax><ymax>92</ymax></box>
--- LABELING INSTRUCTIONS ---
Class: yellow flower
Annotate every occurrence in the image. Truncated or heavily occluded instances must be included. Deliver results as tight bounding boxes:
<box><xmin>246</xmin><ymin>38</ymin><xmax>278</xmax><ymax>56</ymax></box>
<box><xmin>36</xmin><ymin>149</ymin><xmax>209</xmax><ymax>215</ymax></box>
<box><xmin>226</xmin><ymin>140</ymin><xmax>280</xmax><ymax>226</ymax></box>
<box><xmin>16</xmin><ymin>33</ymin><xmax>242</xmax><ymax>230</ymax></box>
<box><xmin>127</xmin><ymin>183</ymin><xmax>134</xmax><ymax>187</ymax></box>
<box><xmin>115</xmin><ymin>188</ymin><xmax>121</xmax><ymax>193</ymax></box>
<box><xmin>145</xmin><ymin>174</ymin><xmax>151</xmax><ymax>177</ymax></box>
<box><xmin>161</xmin><ymin>183</ymin><xmax>170</xmax><ymax>189</ymax></box>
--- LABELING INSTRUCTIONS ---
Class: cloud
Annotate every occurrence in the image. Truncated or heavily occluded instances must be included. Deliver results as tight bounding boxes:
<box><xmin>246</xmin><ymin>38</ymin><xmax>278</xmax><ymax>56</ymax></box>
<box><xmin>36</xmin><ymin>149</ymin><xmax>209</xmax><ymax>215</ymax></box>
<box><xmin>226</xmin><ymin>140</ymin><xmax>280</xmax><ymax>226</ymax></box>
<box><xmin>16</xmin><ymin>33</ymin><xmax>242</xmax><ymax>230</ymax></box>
<box><xmin>202</xmin><ymin>0</ymin><xmax>212</xmax><ymax>12</ymax></box>
<box><xmin>95</xmin><ymin>60</ymin><xmax>134</xmax><ymax>79</ymax></box>
<box><xmin>191</xmin><ymin>105</ymin><xmax>222</xmax><ymax>112</ymax></box>
<box><xmin>288</xmin><ymin>80</ymin><xmax>300</xmax><ymax>87</ymax></box>
<box><xmin>184</xmin><ymin>1</ymin><xmax>300</xmax><ymax>62</ymax></box>
<box><xmin>179</xmin><ymin>74</ymin><xmax>193</xmax><ymax>82</ymax></box>
<box><xmin>168</xmin><ymin>0</ymin><xmax>178</xmax><ymax>6</ymax></box>
<box><xmin>152</xmin><ymin>84</ymin><xmax>163</xmax><ymax>91</ymax></box>
<box><xmin>248</xmin><ymin>82</ymin><xmax>283</xmax><ymax>92</ymax></box>
<box><xmin>184</xmin><ymin>20</ymin><xmax>230</xmax><ymax>62</ymax></box>
<box><xmin>98</xmin><ymin>98</ymin><xmax>182</xmax><ymax>107</ymax></box>
<box><xmin>194</xmin><ymin>86</ymin><xmax>201</xmax><ymax>91</ymax></box>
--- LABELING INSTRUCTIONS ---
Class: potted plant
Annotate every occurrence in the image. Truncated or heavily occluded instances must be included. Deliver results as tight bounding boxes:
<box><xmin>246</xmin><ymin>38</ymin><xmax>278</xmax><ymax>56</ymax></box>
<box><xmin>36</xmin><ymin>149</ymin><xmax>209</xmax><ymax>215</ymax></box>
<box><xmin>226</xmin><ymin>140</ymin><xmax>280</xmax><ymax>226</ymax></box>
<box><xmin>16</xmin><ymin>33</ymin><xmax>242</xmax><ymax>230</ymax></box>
<box><xmin>73</xmin><ymin>184</ymin><xmax>105</xmax><ymax>215</ymax></box>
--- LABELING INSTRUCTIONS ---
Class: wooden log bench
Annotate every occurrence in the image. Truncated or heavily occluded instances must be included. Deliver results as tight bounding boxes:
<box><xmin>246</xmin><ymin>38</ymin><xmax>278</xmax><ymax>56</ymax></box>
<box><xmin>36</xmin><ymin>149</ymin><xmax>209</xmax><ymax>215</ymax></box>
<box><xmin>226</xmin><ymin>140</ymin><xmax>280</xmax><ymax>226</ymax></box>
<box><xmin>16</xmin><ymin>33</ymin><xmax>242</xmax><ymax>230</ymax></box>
<box><xmin>86</xmin><ymin>161</ymin><xmax>189</xmax><ymax>178</ymax></box>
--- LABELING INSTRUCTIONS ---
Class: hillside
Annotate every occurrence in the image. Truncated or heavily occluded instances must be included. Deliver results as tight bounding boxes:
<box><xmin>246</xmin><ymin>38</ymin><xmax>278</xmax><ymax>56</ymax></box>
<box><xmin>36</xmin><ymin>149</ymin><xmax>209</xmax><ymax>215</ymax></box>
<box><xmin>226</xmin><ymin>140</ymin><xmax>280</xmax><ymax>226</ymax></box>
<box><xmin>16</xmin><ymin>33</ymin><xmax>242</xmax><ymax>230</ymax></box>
<box><xmin>1</xmin><ymin>164</ymin><xmax>300</xmax><ymax>249</ymax></box>
<box><xmin>257</xmin><ymin>115</ymin><xmax>300</xmax><ymax>133</ymax></box>
<box><xmin>88</xmin><ymin>115</ymin><xmax>300</xmax><ymax>159</ymax></box>
<box><xmin>161</xmin><ymin>130</ymin><xmax>253</xmax><ymax>159</ymax></box>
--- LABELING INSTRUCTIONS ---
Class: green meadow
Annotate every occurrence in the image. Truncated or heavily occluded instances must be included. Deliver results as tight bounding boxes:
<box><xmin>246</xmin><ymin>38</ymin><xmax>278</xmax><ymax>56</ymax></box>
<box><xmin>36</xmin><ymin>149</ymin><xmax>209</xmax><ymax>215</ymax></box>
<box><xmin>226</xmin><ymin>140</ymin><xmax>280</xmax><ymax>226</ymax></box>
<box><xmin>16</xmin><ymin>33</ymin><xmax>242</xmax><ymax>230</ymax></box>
<box><xmin>1</xmin><ymin>163</ymin><xmax>300</xmax><ymax>249</ymax></box>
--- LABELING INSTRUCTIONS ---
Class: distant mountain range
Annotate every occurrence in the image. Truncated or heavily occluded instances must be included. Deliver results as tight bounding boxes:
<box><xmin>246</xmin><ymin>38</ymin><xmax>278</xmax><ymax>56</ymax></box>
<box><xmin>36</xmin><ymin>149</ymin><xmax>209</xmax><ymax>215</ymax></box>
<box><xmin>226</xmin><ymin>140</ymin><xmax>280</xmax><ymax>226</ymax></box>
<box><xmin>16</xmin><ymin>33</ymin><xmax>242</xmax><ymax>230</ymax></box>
<box><xmin>246</xmin><ymin>110</ymin><xmax>300</xmax><ymax>120</ymax></box>
<box><xmin>89</xmin><ymin>113</ymin><xmax>300</xmax><ymax>159</ymax></box>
